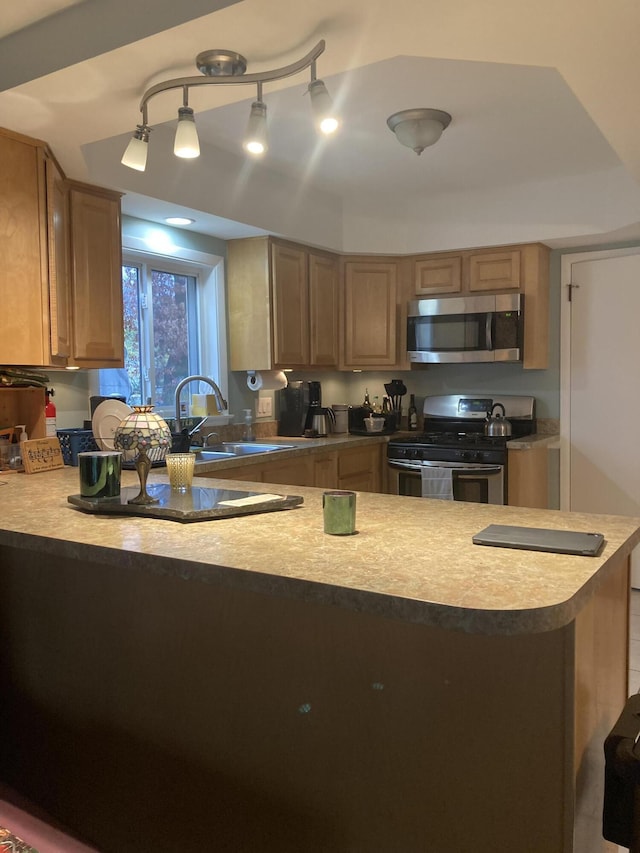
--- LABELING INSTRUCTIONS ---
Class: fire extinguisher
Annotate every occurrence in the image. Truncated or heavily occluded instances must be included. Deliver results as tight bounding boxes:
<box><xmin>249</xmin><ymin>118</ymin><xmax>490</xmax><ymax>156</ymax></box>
<box><xmin>45</xmin><ymin>388</ymin><xmax>57</xmax><ymax>437</ymax></box>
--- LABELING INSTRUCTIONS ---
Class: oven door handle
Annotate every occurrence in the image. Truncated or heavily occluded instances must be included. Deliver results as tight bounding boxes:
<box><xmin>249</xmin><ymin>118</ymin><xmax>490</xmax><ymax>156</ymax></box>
<box><xmin>456</xmin><ymin>466</ymin><xmax>503</xmax><ymax>478</ymax></box>
<box><xmin>388</xmin><ymin>460</ymin><xmax>503</xmax><ymax>475</ymax></box>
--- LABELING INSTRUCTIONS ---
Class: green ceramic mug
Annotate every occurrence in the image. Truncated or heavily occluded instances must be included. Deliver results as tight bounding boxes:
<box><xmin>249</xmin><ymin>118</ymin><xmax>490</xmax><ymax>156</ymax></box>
<box><xmin>78</xmin><ymin>451</ymin><xmax>122</xmax><ymax>499</ymax></box>
<box><xmin>322</xmin><ymin>490</ymin><xmax>357</xmax><ymax>535</ymax></box>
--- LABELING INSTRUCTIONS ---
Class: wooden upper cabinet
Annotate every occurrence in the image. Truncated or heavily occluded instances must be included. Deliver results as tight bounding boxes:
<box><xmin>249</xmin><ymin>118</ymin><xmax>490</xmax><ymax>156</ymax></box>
<box><xmin>308</xmin><ymin>251</ymin><xmax>339</xmax><ymax>366</ymax></box>
<box><xmin>228</xmin><ymin>237</ymin><xmax>339</xmax><ymax>371</ymax></box>
<box><xmin>67</xmin><ymin>182</ymin><xmax>124</xmax><ymax>368</ymax></box>
<box><xmin>0</xmin><ymin>128</ymin><xmax>68</xmax><ymax>367</ymax></box>
<box><xmin>0</xmin><ymin>126</ymin><xmax>124</xmax><ymax>369</ymax></box>
<box><xmin>271</xmin><ymin>242</ymin><xmax>309</xmax><ymax>366</ymax></box>
<box><xmin>410</xmin><ymin>243</ymin><xmax>549</xmax><ymax>369</ymax></box>
<box><xmin>45</xmin><ymin>153</ymin><xmax>71</xmax><ymax>360</ymax></box>
<box><xmin>469</xmin><ymin>249</ymin><xmax>520</xmax><ymax>291</ymax></box>
<box><xmin>342</xmin><ymin>259</ymin><xmax>398</xmax><ymax>368</ymax></box>
<box><xmin>271</xmin><ymin>241</ymin><xmax>339</xmax><ymax>369</ymax></box>
<box><xmin>414</xmin><ymin>254</ymin><xmax>462</xmax><ymax>295</ymax></box>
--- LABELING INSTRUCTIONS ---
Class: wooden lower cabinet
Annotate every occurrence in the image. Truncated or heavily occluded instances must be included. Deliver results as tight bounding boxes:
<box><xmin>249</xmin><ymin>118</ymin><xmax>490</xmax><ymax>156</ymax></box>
<box><xmin>337</xmin><ymin>444</ymin><xmax>382</xmax><ymax>492</ymax></box>
<box><xmin>198</xmin><ymin>444</ymin><xmax>383</xmax><ymax>492</ymax></box>
<box><xmin>508</xmin><ymin>446</ymin><xmax>548</xmax><ymax>508</ymax></box>
<box><xmin>311</xmin><ymin>451</ymin><xmax>338</xmax><ymax>488</ymax></box>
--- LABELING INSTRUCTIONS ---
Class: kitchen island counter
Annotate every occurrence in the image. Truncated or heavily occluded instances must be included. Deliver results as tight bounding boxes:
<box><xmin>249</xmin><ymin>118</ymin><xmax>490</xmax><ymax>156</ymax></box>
<box><xmin>0</xmin><ymin>465</ymin><xmax>636</xmax><ymax>635</ymax></box>
<box><xmin>0</xmin><ymin>466</ymin><xmax>636</xmax><ymax>852</ymax></box>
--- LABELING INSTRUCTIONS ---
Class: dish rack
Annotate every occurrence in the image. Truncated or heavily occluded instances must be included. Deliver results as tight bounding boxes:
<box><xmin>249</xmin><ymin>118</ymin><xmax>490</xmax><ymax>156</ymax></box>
<box><xmin>56</xmin><ymin>429</ymin><xmax>99</xmax><ymax>466</ymax></box>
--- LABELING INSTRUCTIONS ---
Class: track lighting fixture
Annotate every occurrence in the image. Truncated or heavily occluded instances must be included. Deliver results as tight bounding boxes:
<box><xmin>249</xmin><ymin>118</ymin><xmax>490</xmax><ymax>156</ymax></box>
<box><xmin>121</xmin><ymin>40</ymin><xmax>338</xmax><ymax>172</ymax></box>
<box><xmin>121</xmin><ymin>124</ymin><xmax>151</xmax><ymax>171</ymax></box>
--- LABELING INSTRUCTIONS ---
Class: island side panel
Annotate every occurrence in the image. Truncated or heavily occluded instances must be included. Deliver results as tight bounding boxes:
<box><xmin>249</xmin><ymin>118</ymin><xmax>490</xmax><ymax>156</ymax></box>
<box><xmin>0</xmin><ymin>545</ymin><xmax>587</xmax><ymax>853</ymax></box>
<box><xmin>573</xmin><ymin>556</ymin><xmax>630</xmax><ymax>852</ymax></box>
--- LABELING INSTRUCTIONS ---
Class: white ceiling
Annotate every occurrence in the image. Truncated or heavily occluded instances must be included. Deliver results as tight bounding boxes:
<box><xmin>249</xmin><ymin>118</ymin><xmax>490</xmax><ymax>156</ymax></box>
<box><xmin>3</xmin><ymin>0</ymin><xmax>640</xmax><ymax>251</ymax></box>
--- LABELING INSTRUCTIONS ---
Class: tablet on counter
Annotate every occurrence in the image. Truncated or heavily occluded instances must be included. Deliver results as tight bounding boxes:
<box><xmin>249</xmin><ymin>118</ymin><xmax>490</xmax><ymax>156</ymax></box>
<box><xmin>472</xmin><ymin>524</ymin><xmax>605</xmax><ymax>556</ymax></box>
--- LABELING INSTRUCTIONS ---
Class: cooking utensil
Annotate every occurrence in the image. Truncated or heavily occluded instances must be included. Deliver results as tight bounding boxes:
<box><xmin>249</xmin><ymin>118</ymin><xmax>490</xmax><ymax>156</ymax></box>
<box><xmin>484</xmin><ymin>403</ymin><xmax>512</xmax><ymax>437</ymax></box>
<box><xmin>385</xmin><ymin>380</ymin><xmax>407</xmax><ymax>417</ymax></box>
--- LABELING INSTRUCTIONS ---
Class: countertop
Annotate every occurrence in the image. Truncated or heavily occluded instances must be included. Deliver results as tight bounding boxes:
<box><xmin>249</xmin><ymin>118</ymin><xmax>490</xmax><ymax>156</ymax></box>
<box><xmin>0</xmin><ymin>460</ymin><xmax>637</xmax><ymax>636</ymax></box>
<box><xmin>192</xmin><ymin>432</ymin><xmax>386</xmax><ymax>474</ymax></box>
<box><xmin>191</xmin><ymin>430</ymin><xmax>560</xmax><ymax>474</ymax></box>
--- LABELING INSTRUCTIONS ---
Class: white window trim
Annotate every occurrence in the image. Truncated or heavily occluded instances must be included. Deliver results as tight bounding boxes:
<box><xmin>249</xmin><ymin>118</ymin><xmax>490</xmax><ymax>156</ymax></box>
<box><xmin>92</xmin><ymin>235</ymin><xmax>230</xmax><ymax>426</ymax></box>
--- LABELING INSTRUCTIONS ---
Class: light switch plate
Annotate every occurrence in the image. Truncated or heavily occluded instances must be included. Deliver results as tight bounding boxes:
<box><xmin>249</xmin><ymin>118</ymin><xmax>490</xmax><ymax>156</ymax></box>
<box><xmin>256</xmin><ymin>394</ymin><xmax>273</xmax><ymax>417</ymax></box>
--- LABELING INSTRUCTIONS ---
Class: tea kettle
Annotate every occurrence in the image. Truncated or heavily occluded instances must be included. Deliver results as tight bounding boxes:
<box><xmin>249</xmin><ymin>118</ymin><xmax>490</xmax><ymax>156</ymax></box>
<box><xmin>485</xmin><ymin>403</ymin><xmax>512</xmax><ymax>437</ymax></box>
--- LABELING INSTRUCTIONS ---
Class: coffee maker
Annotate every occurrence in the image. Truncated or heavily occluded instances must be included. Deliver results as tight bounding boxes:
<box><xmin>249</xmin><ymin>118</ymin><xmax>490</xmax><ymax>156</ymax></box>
<box><xmin>278</xmin><ymin>380</ymin><xmax>308</xmax><ymax>436</ymax></box>
<box><xmin>304</xmin><ymin>381</ymin><xmax>322</xmax><ymax>432</ymax></box>
<box><xmin>303</xmin><ymin>381</ymin><xmax>335</xmax><ymax>436</ymax></box>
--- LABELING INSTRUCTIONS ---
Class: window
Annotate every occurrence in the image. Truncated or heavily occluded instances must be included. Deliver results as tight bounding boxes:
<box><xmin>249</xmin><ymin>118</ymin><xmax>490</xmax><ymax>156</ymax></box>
<box><xmin>97</xmin><ymin>240</ymin><xmax>227</xmax><ymax>421</ymax></box>
<box><xmin>122</xmin><ymin>260</ymin><xmax>200</xmax><ymax>408</ymax></box>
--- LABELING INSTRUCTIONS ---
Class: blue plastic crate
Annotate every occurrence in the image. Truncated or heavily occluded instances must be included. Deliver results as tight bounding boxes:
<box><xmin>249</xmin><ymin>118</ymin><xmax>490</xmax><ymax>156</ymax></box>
<box><xmin>56</xmin><ymin>429</ymin><xmax>99</xmax><ymax>466</ymax></box>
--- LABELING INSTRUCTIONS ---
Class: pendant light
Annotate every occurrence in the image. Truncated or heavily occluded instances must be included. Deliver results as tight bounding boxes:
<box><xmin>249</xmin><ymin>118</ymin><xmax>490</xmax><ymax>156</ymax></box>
<box><xmin>121</xmin><ymin>124</ymin><xmax>151</xmax><ymax>171</ymax></box>
<box><xmin>243</xmin><ymin>83</ymin><xmax>268</xmax><ymax>155</ymax></box>
<box><xmin>308</xmin><ymin>61</ymin><xmax>340</xmax><ymax>135</ymax></box>
<box><xmin>174</xmin><ymin>90</ymin><xmax>200</xmax><ymax>158</ymax></box>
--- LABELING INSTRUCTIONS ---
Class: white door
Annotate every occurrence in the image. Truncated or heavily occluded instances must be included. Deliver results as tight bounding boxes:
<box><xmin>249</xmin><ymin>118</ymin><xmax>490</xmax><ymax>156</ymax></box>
<box><xmin>560</xmin><ymin>247</ymin><xmax>640</xmax><ymax>584</ymax></box>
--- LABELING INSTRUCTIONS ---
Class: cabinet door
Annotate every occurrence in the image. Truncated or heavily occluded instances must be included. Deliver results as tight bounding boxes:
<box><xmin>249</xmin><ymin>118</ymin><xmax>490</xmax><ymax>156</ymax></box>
<box><xmin>414</xmin><ymin>254</ymin><xmax>462</xmax><ymax>295</ymax></box>
<box><xmin>309</xmin><ymin>252</ymin><xmax>339</xmax><ymax>366</ymax></box>
<box><xmin>68</xmin><ymin>184</ymin><xmax>124</xmax><ymax>367</ymax></box>
<box><xmin>343</xmin><ymin>261</ymin><xmax>397</xmax><ymax>367</ymax></box>
<box><xmin>312</xmin><ymin>451</ymin><xmax>338</xmax><ymax>488</ymax></box>
<box><xmin>260</xmin><ymin>456</ymin><xmax>312</xmax><ymax>487</ymax></box>
<box><xmin>337</xmin><ymin>444</ymin><xmax>382</xmax><ymax>493</ymax></box>
<box><xmin>0</xmin><ymin>133</ymin><xmax>52</xmax><ymax>365</ymax></box>
<box><xmin>45</xmin><ymin>155</ymin><xmax>71</xmax><ymax>360</ymax></box>
<box><xmin>271</xmin><ymin>242</ymin><xmax>308</xmax><ymax>367</ymax></box>
<box><xmin>507</xmin><ymin>446</ymin><xmax>548</xmax><ymax>508</ymax></box>
<box><xmin>197</xmin><ymin>465</ymin><xmax>264</xmax><ymax>482</ymax></box>
<box><xmin>469</xmin><ymin>250</ymin><xmax>521</xmax><ymax>291</ymax></box>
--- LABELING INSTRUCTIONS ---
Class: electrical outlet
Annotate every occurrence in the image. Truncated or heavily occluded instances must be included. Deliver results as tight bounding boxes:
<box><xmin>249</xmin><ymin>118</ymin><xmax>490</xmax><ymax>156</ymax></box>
<box><xmin>256</xmin><ymin>395</ymin><xmax>273</xmax><ymax>417</ymax></box>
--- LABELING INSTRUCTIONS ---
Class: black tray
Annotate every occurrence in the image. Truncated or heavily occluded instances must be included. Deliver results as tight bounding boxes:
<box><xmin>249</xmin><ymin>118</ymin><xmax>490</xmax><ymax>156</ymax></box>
<box><xmin>68</xmin><ymin>484</ymin><xmax>304</xmax><ymax>523</ymax></box>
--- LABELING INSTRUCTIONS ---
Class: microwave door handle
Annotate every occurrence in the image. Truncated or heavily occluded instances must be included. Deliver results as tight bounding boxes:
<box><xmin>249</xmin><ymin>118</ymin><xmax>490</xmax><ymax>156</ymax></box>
<box><xmin>486</xmin><ymin>312</ymin><xmax>493</xmax><ymax>350</ymax></box>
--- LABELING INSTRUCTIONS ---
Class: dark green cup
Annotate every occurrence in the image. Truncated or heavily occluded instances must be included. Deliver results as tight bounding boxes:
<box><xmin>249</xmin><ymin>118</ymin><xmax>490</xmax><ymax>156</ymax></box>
<box><xmin>78</xmin><ymin>451</ymin><xmax>122</xmax><ymax>499</ymax></box>
<box><xmin>322</xmin><ymin>490</ymin><xmax>357</xmax><ymax>535</ymax></box>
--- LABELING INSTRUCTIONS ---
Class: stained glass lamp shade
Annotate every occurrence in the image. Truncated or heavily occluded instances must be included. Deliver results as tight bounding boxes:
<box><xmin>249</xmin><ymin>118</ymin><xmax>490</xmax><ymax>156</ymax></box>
<box><xmin>113</xmin><ymin>405</ymin><xmax>171</xmax><ymax>505</ymax></box>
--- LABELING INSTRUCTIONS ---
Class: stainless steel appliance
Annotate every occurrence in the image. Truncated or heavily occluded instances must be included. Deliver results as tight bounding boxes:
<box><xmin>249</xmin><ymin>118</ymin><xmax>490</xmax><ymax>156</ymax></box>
<box><xmin>387</xmin><ymin>394</ymin><xmax>536</xmax><ymax>504</ymax></box>
<box><xmin>407</xmin><ymin>293</ymin><xmax>523</xmax><ymax>363</ymax></box>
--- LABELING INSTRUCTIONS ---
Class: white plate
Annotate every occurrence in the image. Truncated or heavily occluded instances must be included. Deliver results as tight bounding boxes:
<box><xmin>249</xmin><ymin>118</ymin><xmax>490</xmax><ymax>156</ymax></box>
<box><xmin>91</xmin><ymin>400</ymin><xmax>133</xmax><ymax>450</ymax></box>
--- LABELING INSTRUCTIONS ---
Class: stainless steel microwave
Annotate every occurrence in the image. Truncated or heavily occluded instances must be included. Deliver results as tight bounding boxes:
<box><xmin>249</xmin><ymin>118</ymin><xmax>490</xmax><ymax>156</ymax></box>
<box><xmin>407</xmin><ymin>293</ymin><xmax>523</xmax><ymax>364</ymax></box>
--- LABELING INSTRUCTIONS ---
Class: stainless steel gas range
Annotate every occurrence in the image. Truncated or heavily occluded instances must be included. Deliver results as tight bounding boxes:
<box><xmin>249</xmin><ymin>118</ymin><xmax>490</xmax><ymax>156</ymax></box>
<box><xmin>387</xmin><ymin>394</ymin><xmax>536</xmax><ymax>504</ymax></box>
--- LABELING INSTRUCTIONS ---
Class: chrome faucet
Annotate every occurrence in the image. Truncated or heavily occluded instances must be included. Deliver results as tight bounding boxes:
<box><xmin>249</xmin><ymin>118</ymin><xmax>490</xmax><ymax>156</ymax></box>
<box><xmin>174</xmin><ymin>375</ymin><xmax>227</xmax><ymax>433</ymax></box>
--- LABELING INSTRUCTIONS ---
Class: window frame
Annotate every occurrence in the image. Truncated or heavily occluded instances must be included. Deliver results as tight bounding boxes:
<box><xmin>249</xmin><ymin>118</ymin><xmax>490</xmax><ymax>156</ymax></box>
<box><xmin>93</xmin><ymin>235</ymin><xmax>229</xmax><ymax>424</ymax></box>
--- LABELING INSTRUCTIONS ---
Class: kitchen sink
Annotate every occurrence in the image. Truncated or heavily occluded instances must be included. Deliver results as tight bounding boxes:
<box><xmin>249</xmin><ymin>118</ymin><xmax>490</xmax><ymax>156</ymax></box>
<box><xmin>196</xmin><ymin>450</ymin><xmax>236</xmax><ymax>461</ymax></box>
<box><xmin>199</xmin><ymin>442</ymin><xmax>295</xmax><ymax>459</ymax></box>
<box><xmin>210</xmin><ymin>442</ymin><xmax>294</xmax><ymax>456</ymax></box>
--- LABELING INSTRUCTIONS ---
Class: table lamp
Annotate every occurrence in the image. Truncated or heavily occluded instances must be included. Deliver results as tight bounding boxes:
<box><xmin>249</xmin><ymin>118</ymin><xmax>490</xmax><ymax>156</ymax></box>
<box><xmin>113</xmin><ymin>405</ymin><xmax>171</xmax><ymax>505</ymax></box>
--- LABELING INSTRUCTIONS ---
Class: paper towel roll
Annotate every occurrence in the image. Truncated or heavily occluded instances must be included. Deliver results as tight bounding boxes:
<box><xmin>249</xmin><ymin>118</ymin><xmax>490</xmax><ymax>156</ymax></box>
<box><xmin>246</xmin><ymin>370</ymin><xmax>287</xmax><ymax>391</ymax></box>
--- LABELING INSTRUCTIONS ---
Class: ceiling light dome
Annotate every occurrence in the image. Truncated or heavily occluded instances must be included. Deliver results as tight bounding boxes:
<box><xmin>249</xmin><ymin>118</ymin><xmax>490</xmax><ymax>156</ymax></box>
<box><xmin>387</xmin><ymin>108</ymin><xmax>452</xmax><ymax>155</ymax></box>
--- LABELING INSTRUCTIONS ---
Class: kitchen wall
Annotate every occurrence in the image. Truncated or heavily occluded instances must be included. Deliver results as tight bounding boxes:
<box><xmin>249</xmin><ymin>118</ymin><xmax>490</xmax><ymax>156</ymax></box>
<box><xmin>49</xmin><ymin>219</ymin><xmax>640</xmax><ymax>430</ymax></box>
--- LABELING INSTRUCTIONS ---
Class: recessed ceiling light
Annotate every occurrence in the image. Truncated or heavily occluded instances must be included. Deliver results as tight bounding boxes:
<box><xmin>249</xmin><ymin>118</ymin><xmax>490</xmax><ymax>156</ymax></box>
<box><xmin>164</xmin><ymin>216</ymin><xmax>195</xmax><ymax>226</ymax></box>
